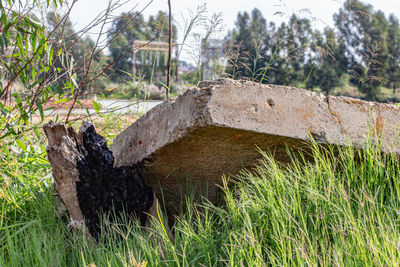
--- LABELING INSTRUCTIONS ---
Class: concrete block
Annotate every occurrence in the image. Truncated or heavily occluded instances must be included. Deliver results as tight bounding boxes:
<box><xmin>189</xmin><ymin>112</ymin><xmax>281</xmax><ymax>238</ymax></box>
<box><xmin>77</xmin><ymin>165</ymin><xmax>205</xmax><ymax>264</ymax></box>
<box><xmin>110</xmin><ymin>79</ymin><xmax>400</xmax><ymax>210</ymax></box>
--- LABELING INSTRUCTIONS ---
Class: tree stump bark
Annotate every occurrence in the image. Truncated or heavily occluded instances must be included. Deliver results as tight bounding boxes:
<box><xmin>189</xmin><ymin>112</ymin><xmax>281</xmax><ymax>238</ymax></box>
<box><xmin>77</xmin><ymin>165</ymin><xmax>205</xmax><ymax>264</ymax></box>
<box><xmin>43</xmin><ymin>121</ymin><xmax>154</xmax><ymax>236</ymax></box>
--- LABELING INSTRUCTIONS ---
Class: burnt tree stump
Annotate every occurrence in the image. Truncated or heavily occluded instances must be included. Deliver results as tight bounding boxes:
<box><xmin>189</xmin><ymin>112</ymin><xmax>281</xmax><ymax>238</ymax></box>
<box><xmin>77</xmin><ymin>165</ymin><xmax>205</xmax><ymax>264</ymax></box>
<box><xmin>43</xmin><ymin>121</ymin><xmax>154</xmax><ymax>236</ymax></box>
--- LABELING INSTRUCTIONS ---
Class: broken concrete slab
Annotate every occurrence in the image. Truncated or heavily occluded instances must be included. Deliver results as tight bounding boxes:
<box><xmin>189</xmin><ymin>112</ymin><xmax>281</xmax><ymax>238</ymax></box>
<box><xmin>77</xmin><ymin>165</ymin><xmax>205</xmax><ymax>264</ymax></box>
<box><xmin>110</xmin><ymin>79</ymin><xmax>400</xmax><ymax>212</ymax></box>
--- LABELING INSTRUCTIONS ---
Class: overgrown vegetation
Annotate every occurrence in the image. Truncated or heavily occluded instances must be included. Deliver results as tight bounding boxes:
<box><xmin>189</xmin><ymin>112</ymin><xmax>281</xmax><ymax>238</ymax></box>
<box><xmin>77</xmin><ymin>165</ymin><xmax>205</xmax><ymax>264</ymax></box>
<box><xmin>2</xmin><ymin>0</ymin><xmax>400</xmax><ymax>266</ymax></box>
<box><xmin>2</xmin><ymin>135</ymin><xmax>400</xmax><ymax>266</ymax></box>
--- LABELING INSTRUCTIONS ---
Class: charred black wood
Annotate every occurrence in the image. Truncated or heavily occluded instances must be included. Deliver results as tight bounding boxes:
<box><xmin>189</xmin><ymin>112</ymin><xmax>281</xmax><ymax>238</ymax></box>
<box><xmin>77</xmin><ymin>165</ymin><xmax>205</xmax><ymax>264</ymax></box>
<box><xmin>44</xmin><ymin>121</ymin><xmax>154</xmax><ymax>237</ymax></box>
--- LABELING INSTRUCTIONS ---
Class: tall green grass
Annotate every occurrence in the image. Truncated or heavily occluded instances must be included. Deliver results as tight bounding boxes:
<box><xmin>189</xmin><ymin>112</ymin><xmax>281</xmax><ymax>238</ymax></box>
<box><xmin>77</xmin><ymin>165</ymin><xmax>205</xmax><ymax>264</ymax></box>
<box><xmin>1</xmin><ymin>138</ymin><xmax>400</xmax><ymax>266</ymax></box>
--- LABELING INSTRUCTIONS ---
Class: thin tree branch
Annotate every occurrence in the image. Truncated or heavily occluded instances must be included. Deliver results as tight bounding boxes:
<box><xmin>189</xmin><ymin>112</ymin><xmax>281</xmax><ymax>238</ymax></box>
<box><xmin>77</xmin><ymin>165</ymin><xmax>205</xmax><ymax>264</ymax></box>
<box><xmin>166</xmin><ymin>0</ymin><xmax>172</xmax><ymax>99</ymax></box>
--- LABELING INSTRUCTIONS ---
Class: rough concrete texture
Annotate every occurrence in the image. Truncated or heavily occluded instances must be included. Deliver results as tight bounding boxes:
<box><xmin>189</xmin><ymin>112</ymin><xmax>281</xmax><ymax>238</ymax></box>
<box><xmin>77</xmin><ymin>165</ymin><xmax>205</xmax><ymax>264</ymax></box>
<box><xmin>111</xmin><ymin>79</ymin><xmax>400</xmax><ymax>211</ymax></box>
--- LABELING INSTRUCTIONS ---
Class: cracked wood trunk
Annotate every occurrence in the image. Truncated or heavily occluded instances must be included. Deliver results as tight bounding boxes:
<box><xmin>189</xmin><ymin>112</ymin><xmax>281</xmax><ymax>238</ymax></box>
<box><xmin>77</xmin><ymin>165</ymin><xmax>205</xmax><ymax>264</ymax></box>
<box><xmin>43</xmin><ymin>121</ymin><xmax>154</xmax><ymax>236</ymax></box>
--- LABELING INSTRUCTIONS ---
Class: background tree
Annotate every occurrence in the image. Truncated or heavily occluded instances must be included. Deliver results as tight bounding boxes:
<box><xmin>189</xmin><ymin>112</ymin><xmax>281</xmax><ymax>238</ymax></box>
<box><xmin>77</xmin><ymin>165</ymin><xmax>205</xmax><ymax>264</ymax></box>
<box><xmin>107</xmin><ymin>11</ymin><xmax>177</xmax><ymax>82</ymax></box>
<box><xmin>267</xmin><ymin>22</ymin><xmax>290</xmax><ymax>85</ymax></box>
<box><xmin>286</xmin><ymin>15</ymin><xmax>313</xmax><ymax>86</ymax></box>
<box><xmin>387</xmin><ymin>14</ymin><xmax>400</xmax><ymax>95</ymax></box>
<box><xmin>46</xmin><ymin>12</ymin><xmax>107</xmax><ymax>96</ymax></box>
<box><xmin>334</xmin><ymin>0</ymin><xmax>389</xmax><ymax>99</ymax></box>
<box><xmin>107</xmin><ymin>12</ymin><xmax>149</xmax><ymax>81</ymax></box>
<box><xmin>225</xmin><ymin>9</ymin><xmax>270</xmax><ymax>81</ymax></box>
<box><xmin>224</xmin><ymin>0</ymin><xmax>400</xmax><ymax>101</ymax></box>
<box><xmin>306</xmin><ymin>28</ymin><xmax>347</xmax><ymax>94</ymax></box>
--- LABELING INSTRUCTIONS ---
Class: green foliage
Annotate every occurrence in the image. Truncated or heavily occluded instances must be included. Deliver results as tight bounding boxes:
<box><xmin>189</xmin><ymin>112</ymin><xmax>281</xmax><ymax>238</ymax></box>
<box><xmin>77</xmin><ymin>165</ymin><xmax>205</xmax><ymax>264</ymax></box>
<box><xmin>225</xmin><ymin>9</ymin><xmax>345</xmax><ymax>89</ymax></box>
<box><xmin>0</xmin><ymin>0</ymin><xmax>109</xmax><ymax>142</ymax></box>
<box><xmin>107</xmin><ymin>11</ymin><xmax>177</xmax><ymax>82</ymax></box>
<box><xmin>334</xmin><ymin>0</ymin><xmax>389</xmax><ymax>100</ymax></box>
<box><xmin>103</xmin><ymin>82</ymin><xmax>148</xmax><ymax>100</ymax></box>
<box><xmin>0</xmin><ymin>1</ymin><xmax>60</xmax><ymax>138</ymax></box>
<box><xmin>179</xmin><ymin>70</ymin><xmax>200</xmax><ymax>85</ymax></box>
<box><xmin>2</xmin><ymin>137</ymin><xmax>400</xmax><ymax>265</ymax></box>
<box><xmin>225</xmin><ymin>2</ymin><xmax>400</xmax><ymax>100</ymax></box>
<box><xmin>387</xmin><ymin>15</ymin><xmax>400</xmax><ymax>95</ymax></box>
<box><xmin>226</xmin><ymin>8</ymin><xmax>271</xmax><ymax>81</ymax></box>
<box><xmin>46</xmin><ymin>11</ymin><xmax>107</xmax><ymax>96</ymax></box>
<box><xmin>305</xmin><ymin>28</ymin><xmax>347</xmax><ymax>94</ymax></box>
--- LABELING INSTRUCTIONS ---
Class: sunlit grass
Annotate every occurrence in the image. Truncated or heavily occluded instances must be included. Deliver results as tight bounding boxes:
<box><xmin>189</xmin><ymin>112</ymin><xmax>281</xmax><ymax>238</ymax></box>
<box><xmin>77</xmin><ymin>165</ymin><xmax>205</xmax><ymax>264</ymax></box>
<box><xmin>1</xmin><ymin>137</ymin><xmax>400</xmax><ymax>266</ymax></box>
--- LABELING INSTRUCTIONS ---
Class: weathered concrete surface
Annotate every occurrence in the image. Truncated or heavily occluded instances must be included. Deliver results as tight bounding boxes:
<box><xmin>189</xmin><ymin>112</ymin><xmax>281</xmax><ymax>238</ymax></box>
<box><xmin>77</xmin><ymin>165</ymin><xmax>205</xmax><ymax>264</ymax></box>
<box><xmin>111</xmin><ymin>79</ymin><xmax>400</xmax><ymax>211</ymax></box>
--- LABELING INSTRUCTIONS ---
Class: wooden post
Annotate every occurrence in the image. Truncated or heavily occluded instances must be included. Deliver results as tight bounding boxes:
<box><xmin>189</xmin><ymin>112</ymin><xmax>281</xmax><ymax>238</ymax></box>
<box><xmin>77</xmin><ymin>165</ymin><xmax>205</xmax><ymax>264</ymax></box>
<box><xmin>166</xmin><ymin>0</ymin><xmax>172</xmax><ymax>99</ymax></box>
<box><xmin>132</xmin><ymin>41</ymin><xmax>136</xmax><ymax>76</ymax></box>
<box><xmin>175</xmin><ymin>46</ymin><xmax>179</xmax><ymax>82</ymax></box>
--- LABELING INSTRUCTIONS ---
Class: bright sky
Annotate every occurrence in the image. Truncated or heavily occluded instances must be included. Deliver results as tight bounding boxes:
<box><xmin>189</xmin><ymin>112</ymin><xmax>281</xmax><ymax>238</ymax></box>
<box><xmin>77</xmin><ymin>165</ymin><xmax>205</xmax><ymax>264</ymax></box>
<box><xmin>68</xmin><ymin>0</ymin><xmax>400</xmax><ymax>63</ymax></box>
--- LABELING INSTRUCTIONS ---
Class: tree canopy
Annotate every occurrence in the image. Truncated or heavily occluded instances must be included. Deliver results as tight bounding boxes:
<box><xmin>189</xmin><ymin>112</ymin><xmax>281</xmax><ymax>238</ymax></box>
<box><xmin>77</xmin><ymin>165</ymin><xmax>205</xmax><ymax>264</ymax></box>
<box><xmin>225</xmin><ymin>0</ymin><xmax>400</xmax><ymax>100</ymax></box>
<box><xmin>107</xmin><ymin>11</ymin><xmax>177</xmax><ymax>82</ymax></box>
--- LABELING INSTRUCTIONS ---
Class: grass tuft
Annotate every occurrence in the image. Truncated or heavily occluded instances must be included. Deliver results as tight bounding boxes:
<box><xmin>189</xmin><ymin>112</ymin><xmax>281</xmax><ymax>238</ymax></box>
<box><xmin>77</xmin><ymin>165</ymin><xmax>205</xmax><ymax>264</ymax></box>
<box><xmin>1</xmin><ymin>138</ymin><xmax>400</xmax><ymax>266</ymax></box>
